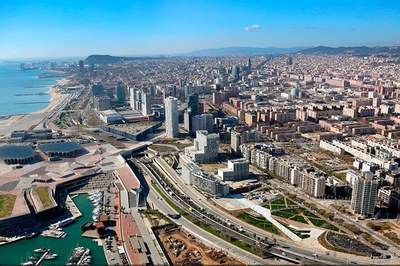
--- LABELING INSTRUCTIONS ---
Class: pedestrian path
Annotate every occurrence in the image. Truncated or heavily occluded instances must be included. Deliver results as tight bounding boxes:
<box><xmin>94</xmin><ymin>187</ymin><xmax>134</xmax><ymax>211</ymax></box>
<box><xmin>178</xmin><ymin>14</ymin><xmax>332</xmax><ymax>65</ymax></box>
<box><xmin>236</xmin><ymin>198</ymin><xmax>302</xmax><ymax>241</ymax></box>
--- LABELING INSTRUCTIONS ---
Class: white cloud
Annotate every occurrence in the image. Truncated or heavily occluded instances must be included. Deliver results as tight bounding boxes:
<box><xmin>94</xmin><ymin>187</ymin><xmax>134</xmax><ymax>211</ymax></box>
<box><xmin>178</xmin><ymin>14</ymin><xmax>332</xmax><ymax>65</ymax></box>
<box><xmin>244</xmin><ymin>24</ymin><xmax>262</xmax><ymax>31</ymax></box>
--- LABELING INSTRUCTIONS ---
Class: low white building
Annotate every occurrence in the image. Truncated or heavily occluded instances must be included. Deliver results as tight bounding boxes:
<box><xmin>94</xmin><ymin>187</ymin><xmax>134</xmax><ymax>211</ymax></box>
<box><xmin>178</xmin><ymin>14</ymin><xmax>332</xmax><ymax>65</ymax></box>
<box><xmin>185</xmin><ymin>130</ymin><xmax>219</xmax><ymax>163</ymax></box>
<box><xmin>100</xmin><ymin>110</ymin><xmax>123</xmax><ymax>124</ymax></box>
<box><xmin>218</xmin><ymin>158</ymin><xmax>249</xmax><ymax>181</ymax></box>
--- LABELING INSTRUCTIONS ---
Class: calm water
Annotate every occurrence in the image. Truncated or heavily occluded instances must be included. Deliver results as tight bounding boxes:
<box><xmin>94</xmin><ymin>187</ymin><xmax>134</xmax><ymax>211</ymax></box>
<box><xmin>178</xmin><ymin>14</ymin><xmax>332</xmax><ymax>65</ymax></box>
<box><xmin>0</xmin><ymin>194</ymin><xmax>107</xmax><ymax>265</ymax></box>
<box><xmin>0</xmin><ymin>63</ymin><xmax>60</xmax><ymax>116</ymax></box>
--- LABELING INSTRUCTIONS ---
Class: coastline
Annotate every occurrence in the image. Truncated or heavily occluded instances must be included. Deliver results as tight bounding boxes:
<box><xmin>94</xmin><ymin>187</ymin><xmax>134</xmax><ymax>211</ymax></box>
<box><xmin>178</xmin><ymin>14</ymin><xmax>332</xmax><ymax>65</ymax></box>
<box><xmin>0</xmin><ymin>72</ymin><xmax>70</xmax><ymax>136</ymax></box>
<box><xmin>33</xmin><ymin>77</ymin><xmax>69</xmax><ymax>114</ymax></box>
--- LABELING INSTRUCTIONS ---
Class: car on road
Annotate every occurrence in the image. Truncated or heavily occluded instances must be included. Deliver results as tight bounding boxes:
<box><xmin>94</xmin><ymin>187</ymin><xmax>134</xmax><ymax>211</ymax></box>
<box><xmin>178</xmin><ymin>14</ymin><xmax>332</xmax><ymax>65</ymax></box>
<box><xmin>168</xmin><ymin>214</ymin><xmax>181</xmax><ymax>219</ymax></box>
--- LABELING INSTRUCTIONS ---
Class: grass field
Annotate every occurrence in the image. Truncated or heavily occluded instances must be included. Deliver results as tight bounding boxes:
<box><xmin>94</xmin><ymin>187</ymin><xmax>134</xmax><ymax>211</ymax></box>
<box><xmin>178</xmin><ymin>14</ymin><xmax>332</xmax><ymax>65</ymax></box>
<box><xmin>149</xmin><ymin>145</ymin><xmax>177</xmax><ymax>153</ymax></box>
<box><xmin>270</xmin><ymin>204</ymin><xmax>286</xmax><ymax>210</ymax></box>
<box><xmin>308</xmin><ymin>217</ymin><xmax>326</xmax><ymax>227</ymax></box>
<box><xmin>272</xmin><ymin>211</ymin><xmax>293</xmax><ymax>219</ymax></box>
<box><xmin>303</xmin><ymin>210</ymin><xmax>319</xmax><ymax>218</ymax></box>
<box><xmin>237</xmin><ymin>212</ymin><xmax>281</xmax><ymax>235</ymax></box>
<box><xmin>290</xmin><ymin>215</ymin><xmax>308</xmax><ymax>224</ymax></box>
<box><xmin>0</xmin><ymin>194</ymin><xmax>16</xmax><ymax>217</ymax></box>
<box><xmin>36</xmin><ymin>187</ymin><xmax>53</xmax><ymax>208</ymax></box>
<box><xmin>270</xmin><ymin>198</ymin><xmax>286</xmax><ymax>205</ymax></box>
<box><xmin>323</xmin><ymin>223</ymin><xmax>340</xmax><ymax>231</ymax></box>
<box><xmin>285</xmin><ymin>198</ymin><xmax>296</xmax><ymax>205</ymax></box>
<box><xmin>284</xmin><ymin>208</ymin><xmax>299</xmax><ymax>215</ymax></box>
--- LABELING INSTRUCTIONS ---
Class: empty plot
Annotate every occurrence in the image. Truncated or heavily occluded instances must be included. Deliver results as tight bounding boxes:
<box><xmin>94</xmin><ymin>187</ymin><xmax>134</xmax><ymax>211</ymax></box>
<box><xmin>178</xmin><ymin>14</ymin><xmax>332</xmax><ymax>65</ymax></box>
<box><xmin>0</xmin><ymin>194</ymin><xmax>16</xmax><ymax>217</ymax></box>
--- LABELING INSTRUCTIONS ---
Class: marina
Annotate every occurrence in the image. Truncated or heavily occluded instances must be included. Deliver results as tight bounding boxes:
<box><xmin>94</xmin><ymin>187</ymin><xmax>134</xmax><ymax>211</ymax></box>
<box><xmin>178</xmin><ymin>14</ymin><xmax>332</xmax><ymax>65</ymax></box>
<box><xmin>41</xmin><ymin>229</ymin><xmax>67</xmax><ymax>239</ymax></box>
<box><xmin>0</xmin><ymin>194</ymin><xmax>106</xmax><ymax>265</ymax></box>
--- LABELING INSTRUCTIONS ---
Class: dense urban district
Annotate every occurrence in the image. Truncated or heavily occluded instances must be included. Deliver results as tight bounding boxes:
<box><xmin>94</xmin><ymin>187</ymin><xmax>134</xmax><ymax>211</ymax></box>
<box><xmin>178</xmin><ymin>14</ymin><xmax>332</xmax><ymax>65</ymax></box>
<box><xmin>2</xmin><ymin>52</ymin><xmax>400</xmax><ymax>265</ymax></box>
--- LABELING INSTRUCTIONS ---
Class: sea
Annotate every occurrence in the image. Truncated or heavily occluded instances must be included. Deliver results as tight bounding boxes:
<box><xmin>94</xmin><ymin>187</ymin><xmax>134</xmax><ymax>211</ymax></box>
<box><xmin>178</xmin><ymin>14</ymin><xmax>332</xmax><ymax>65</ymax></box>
<box><xmin>0</xmin><ymin>62</ymin><xmax>60</xmax><ymax>117</ymax></box>
<box><xmin>0</xmin><ymin>194</ymin><xmax>107</xmax><ymax>265</ymax></box>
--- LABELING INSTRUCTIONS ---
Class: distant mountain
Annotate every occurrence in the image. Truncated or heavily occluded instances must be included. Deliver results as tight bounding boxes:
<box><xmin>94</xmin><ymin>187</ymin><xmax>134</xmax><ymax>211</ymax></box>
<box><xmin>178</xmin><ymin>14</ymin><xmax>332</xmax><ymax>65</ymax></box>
<box><xmin>184</xmin><ymin>47</ymin><xmax>310</xmax><ymax>56</ymax></box>
<box><xmin>85</xmin><ymin>55</ymin><xmax>124</xmax><ymax>64</ymax></box>
<box><xmin>297</xmin><ymin>46</ymin><xmax>400</xmax><ymax>55</ymax></box>
<box><xmin>85</xmin><ymin>46</ymin><xmax>400</xmax><ymax>63</ymax></box>
<box><xmin>84</xmin><ymin>54</ymin><xmax>166</xmax><ymax>64</ymax></box>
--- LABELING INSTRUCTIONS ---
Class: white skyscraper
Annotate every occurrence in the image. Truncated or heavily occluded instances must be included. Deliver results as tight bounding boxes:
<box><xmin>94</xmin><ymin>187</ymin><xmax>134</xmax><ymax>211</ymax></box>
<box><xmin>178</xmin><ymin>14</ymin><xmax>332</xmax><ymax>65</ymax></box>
<box><xmin>164</xmin><ymin>96</ymin><xmax>179</xmax><ymax>138</ymax></box>
<box><xmin>130</xmin><ymin>88</ymin><xmax>152</xmax><ymax>116</ymax></box>
<box><xmin>350</xmin><ymin>171</ymin><xmax>378</xmax><ymax>217</ymax></box>
<box><xmin>129</xmin><ymin>87</ymin><xmax>136</xmax><ymax>110</ymax></box>
<box><xmin>141</xmin><ymin>92</ymin><xmax>152</xmax><ymax>115</ymax></box>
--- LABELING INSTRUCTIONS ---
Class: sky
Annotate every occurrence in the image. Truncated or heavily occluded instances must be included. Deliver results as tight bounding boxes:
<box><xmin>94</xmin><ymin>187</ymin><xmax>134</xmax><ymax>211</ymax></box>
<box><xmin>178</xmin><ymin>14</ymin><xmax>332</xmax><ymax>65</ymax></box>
<box><xmin>0</xmin><ymin>0</ymin><xmax>399</xmax><ymax>59</ymax></box>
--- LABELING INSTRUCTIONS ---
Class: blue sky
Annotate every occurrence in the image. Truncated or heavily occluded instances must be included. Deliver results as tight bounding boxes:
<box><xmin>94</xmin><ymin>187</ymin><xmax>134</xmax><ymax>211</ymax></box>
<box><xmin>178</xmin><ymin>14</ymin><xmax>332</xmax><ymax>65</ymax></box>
<box><xmin>0</xmin><ymin>0</ymin><xmax>399</xmax><ymax>59</ymax></box>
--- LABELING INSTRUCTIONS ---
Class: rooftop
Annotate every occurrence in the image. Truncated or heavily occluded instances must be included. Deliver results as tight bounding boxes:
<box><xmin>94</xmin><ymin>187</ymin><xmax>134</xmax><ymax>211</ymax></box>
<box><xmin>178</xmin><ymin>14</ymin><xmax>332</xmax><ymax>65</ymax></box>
<box><xmin>0</xmin><ymin>145</ymin><xmax>36</xmax><ymax>160</ymax></box>
<box><xmin>39</xmin><ymin>141</ymin><xmax>82</xmax><ymax>153</ymax></box>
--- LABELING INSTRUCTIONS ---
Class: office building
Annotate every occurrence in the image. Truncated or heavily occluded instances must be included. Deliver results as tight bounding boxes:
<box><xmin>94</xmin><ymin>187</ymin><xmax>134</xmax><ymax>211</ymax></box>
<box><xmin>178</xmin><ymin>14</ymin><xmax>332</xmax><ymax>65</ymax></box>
<box><xmin>164</xmin><ymin>96</ymin><xmax>179</xmax><ymax>138</ymax></box>
<box><xmin>129</xmin><ymin>87</ymin><xmax>136</xmax><ymax>110</ymax></box>
<box><xmin>187</xmin><ymin>94</ymin><xmax>200</xmax><ymax>116</ymax></box>
<box><xmin>182</xmin><ymin>163</ymin><xmax>228</xmax><ymax>197</ymax></box>
<box><xmin>130</xmin><ymin>88</ymin><xmax>152</xmax><ymax>116</ymax></box>
<box><xmin>184</xmin><ymin>94</ymin><xmax>200</xmax><ymax>132</ymax></box>
<box><xmin>185</xmin><ymin>130</ymin><xmax>219</xmax><ymax>163</ymax></box>
<box><xmin>231</xmin><ymin>129</ymin><xmax>260</xmax><ymax>153</ymax></box>
<box><xmin>116</xmin><ymin>85</ymin><xmax>126</xmax><ymax>105</ymax></box>
<box><xmin>350</xmin><ymin>171</ymin><xmax>378</xmax><ymax>217</ymax></box>
<box><xmin>141</xmin><ymin>92</ymin><xmax>152</xmax><ymax>115</ymax></box>
<box><xmin>79</xmin><ymin>60</ymin><xmax>84</xmax><ymax>75</ymax></box>
<box><xmin>218</xmin><ymin>158</ymin><xmax>249</xmax><ymax>181</ymax></box>
<box><xmin>191</xmin><ymin>113</ymin><xmax>213</xmax><ymax>134</ymax></box>
<box><xmin>231</xmin><ymin>66</ymin><xmax>239</xmax><ymax>79</ymax></box>
<box><xmin>91</xmin><ymin>84</ymin><xmax>104</xmax><ymax>97</ymax></box>
<box><xmin>93</xmin><ymin>96</ymin><xmax>112</xmax><ymax>111</ymax></box>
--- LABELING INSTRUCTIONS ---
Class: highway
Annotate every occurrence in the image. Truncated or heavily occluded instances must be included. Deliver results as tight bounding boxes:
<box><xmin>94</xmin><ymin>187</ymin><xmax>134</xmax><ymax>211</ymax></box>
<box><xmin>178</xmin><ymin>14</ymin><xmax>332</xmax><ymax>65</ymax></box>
<box><xmin>137</xmin><ymin>160</ymin><xmax>267</xmax><ymax>265</ymax></box>
<box><xmin>151</xmin><ymin>154</ymin><xmax>369</xmax><ymax>265</ymax></box>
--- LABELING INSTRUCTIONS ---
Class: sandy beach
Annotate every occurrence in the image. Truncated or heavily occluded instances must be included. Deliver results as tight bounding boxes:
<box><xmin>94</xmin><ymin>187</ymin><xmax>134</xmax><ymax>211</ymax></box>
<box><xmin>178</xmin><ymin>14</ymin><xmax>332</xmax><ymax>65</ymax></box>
<box><xmin>0</xmin><ymin>77</ymin><xmax>71</xmax><ymax>137</ymax></box>
<box><xmin>34</xmin><ymin>78</ymin><xmax>69</xmax><ymax>114</ymax></box>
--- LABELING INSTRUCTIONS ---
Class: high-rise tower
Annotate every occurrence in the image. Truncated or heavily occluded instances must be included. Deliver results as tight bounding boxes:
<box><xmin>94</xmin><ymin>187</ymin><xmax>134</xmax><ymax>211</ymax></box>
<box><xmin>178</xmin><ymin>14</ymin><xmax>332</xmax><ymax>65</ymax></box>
<box><xmin>165</xmin><ymin>96</ymin><xmax>179</xmax><ymax>138</ymax></box>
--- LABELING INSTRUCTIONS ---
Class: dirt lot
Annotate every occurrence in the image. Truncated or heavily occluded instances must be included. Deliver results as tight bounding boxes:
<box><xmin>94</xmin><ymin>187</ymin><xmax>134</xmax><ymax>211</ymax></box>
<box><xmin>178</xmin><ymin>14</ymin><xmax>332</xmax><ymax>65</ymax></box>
<box><xmin>200</xmin><ymin>162</ymin><xmax>227</xmax><ymax>175</ymax></box>
<box><xmin>156</xmin><ymin>226</ymin><xmax>243</xmax><ymax>265</ymax></box>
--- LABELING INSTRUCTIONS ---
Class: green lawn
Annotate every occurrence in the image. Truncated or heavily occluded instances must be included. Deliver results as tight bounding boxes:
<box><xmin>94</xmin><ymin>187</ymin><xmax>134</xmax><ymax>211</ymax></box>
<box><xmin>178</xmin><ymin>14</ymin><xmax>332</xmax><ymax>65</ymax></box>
<box><xmin>285</xmin><ymin>198</ymin><xmax>297</xmax><ymax>205</ymax></box>
<box><xmin>270</xmin><ymin>204</ymin><xmax>286</xmax><ymax>210</ymax></box>
<box><xmin>272</xmin><ymin>211</ymin><xmax>294</xmax><ymax>219</ymax></box>
<box><xmin>36</xmin><ymin>187</ymin><xmax>53</xmax><ymax>208</ymax></box>
<box><xmin>303</xmin><ymin>210</ymin><xmax>319</xmax><ymax>218</ymax></box>
<box><xmin>323</xmin><ymin>223</ymin><xmax>340</xmax><ymax>232</ymax></box>
<box><xmin>290</xmin><ymin>215</ymin><xmax>308</xmax><ymax>224</ymax></box>
<box><xmin>0</xmin><ymin>194</ymin><xmax>16</xmax><ymax>217</ymax></box>
<box><xmin>237</xmin><ymin>213</ymin><xmax>281</xmax><ymax>235</ymax></box>
<box><xmin>308</xmin><ymin>217</ymin><xmax>326</xmax><ymax>227</ymax></box>
<box><xmin>284</xmin><ymin>208</ymin><xmax>300</xmax><ymax>215</ymax></box>
<box><xmin>270</xmin><ymin>198</ymin><xmax>286</xmax><ymax>205</ymax></box>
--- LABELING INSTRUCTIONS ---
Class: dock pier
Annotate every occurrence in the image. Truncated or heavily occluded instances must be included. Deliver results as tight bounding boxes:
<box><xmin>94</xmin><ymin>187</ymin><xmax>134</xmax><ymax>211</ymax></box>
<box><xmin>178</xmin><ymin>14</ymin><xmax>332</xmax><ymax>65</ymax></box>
<box><xmin>35</xmin><ymin>250</ymin><xmax>50</xmax><ymax>265</ymax></box>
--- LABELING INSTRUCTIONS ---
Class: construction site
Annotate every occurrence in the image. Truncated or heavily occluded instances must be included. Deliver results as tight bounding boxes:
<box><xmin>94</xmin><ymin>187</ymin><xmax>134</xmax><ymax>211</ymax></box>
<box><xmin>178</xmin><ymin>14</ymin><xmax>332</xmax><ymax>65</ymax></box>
<box><xmin>155</xmin><ymin>225</ymin><xmax>243</xmax><ymax>266</ymax></box>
